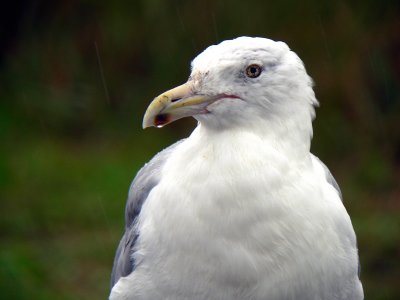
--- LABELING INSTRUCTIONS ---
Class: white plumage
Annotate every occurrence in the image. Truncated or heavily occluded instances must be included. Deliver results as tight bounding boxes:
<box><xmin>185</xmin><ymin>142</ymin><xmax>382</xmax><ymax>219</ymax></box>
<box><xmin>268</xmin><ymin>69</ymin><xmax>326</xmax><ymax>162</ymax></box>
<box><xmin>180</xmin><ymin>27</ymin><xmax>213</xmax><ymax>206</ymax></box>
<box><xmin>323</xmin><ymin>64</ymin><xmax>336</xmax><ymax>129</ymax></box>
<box><xmin>110</xmin><ymin>37</ymin><xmax>363</xmax><ymax>300</ymax></box>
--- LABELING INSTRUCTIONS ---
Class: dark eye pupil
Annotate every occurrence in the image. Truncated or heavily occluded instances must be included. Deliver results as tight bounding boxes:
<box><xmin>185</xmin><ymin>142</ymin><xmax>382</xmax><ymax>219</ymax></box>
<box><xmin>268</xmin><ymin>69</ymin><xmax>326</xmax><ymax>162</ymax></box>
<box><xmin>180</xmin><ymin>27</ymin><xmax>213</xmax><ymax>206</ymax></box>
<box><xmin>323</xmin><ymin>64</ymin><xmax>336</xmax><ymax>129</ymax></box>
<box><xmin>246</xmin><ymin>64</ymin><xmax>261</xmax><ymax>78</ymax></box>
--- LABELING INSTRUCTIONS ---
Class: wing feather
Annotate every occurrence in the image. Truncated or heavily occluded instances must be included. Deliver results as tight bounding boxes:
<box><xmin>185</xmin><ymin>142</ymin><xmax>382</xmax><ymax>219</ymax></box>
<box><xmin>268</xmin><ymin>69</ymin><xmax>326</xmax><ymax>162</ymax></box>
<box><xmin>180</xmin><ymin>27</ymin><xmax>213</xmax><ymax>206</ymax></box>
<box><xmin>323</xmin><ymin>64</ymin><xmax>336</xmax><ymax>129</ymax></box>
<box><xmin>110</xmin><ymin>140</ymin><xmax>185</xmax><ymax>288</ymax></box>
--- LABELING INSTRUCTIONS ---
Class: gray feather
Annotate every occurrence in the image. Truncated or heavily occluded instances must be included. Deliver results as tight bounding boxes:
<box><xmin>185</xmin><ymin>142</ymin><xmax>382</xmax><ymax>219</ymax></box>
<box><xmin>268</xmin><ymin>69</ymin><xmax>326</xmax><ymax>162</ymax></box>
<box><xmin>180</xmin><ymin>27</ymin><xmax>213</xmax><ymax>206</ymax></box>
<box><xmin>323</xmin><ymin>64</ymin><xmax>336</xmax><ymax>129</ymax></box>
<box><xmin>312</xmin><ymin>155</ymin><xmax>342</xmax><ymax>201</ymax></box>
<box><xmin>311</xmin><ymin>155</ymin><xmax>361</xmax><ymax>277</ymax></box>
<box><xmin>110</xmin><ymin>139</ymin><xmax>185</xmax><ymax>288</ymax></box>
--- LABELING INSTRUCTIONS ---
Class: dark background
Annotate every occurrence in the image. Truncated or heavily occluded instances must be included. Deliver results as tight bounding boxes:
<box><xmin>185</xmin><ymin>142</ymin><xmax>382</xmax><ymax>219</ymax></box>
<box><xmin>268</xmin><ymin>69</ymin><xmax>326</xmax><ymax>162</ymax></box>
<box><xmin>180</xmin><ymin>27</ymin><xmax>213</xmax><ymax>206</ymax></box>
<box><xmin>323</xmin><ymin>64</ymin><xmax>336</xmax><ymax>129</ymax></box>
<box><xmin>1</xmin><ymin>1</ymin><xmax>399</xmax><ymax>299</ymax></box>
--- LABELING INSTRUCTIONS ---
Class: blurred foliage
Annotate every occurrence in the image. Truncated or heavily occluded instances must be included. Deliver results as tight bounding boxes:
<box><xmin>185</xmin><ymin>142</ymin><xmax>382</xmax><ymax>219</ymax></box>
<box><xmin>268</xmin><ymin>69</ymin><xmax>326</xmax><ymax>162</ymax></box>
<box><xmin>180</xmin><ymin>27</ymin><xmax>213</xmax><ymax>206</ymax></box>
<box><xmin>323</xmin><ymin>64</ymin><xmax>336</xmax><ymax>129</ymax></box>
<box><xmin>1</xmin><ymin>0</ymin><xmax>399</xmax><ymax>299</ymax></box>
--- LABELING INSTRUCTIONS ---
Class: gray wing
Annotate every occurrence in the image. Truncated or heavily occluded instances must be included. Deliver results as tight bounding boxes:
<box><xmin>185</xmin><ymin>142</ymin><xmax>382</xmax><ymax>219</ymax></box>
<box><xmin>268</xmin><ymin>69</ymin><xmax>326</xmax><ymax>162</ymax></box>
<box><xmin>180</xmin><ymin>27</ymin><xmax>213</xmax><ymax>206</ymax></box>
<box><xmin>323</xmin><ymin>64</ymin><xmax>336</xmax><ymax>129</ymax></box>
<box><xmin>311</xmin><ymin>155</ymin><xmax>361</xmax><ymax>276</ymax></box>
<box><xmin>311</xmin><ymin>155</ymin><xmax>342</xmax><ymax>201</ymax></box>
<box><xmin>316</xmin><ymin>157</ymin><xmax>363</xmax><ymax>277</ymax></box>
<box><xmin>110</xmin><ymin>139</ymin><xmax>185</xmax><ymax>288</ymax></box>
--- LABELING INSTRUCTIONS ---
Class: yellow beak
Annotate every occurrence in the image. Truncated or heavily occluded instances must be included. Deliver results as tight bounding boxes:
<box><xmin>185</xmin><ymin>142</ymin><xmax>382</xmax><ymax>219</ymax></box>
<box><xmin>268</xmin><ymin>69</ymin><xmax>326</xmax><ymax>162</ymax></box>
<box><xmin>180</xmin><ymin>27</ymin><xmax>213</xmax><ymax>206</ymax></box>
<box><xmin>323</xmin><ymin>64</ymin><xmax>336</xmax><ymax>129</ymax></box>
<box><xmin>142</xmin><ymin>83</ymin><xmax>215</xmax><ymax>128</ymax></box>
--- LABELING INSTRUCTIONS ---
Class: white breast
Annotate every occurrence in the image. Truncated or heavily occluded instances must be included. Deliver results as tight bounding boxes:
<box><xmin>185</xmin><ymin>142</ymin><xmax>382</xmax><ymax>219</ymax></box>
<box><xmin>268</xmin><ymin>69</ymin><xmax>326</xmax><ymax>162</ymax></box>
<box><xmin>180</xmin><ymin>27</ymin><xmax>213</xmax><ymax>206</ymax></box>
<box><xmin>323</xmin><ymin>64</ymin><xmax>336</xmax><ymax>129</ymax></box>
<box><xmin>111</xmin><ymin>126</ymin><xmax>363</xmax><ymax>300</ymax></box>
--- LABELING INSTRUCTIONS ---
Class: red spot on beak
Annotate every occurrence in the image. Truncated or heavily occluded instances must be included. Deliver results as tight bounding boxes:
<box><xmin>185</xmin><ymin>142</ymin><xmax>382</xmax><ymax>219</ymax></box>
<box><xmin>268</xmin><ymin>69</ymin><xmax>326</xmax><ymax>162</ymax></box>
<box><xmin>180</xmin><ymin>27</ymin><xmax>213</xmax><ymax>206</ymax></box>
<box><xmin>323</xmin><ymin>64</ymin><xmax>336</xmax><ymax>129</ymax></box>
<box><xmin>154</xmin><ymin>114</ymin><xmax>170</xmax><ymax>126</ymax></box>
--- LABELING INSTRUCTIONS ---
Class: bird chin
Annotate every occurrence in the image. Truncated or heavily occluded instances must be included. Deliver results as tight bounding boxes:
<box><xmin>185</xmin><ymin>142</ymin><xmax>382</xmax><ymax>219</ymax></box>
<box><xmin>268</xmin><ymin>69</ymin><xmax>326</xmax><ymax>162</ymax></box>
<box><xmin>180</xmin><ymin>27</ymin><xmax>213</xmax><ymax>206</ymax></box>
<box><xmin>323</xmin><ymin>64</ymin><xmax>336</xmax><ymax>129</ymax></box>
<box><xmin>205</xmin><ymin>96</ymin><xmax>244</xmax><ymax>113</ymax></box>
<box><xmin>193</xmin><ymin>98</ymin><xmax>248</xmax><ymax>128</ymax></box>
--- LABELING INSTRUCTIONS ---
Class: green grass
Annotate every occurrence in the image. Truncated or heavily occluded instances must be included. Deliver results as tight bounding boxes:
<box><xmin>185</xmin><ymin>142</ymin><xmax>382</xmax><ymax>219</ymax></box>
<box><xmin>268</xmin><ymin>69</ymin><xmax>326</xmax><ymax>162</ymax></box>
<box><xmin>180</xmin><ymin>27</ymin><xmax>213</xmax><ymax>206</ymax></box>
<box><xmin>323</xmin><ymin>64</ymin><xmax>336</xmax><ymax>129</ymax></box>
<box><xmin>1</xmin><ymin>127</ymin><xmax>399</xmax><ymax>299</ymax></box>
<box><xmin>0</xmin><ymin>129</ymin><xmax>176</xmax><ymax>299</ymax></box>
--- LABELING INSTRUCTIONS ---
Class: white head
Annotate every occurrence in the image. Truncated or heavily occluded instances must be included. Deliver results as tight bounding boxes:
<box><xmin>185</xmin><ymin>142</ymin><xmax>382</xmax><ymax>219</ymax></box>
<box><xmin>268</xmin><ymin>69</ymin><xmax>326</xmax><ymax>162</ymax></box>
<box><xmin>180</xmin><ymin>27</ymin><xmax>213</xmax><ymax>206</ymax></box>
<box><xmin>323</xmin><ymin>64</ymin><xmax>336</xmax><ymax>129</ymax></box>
<box><xmin>143</xmin><ymin>37</ymin><xmax>318</xmax><ymax>150</ymax></box>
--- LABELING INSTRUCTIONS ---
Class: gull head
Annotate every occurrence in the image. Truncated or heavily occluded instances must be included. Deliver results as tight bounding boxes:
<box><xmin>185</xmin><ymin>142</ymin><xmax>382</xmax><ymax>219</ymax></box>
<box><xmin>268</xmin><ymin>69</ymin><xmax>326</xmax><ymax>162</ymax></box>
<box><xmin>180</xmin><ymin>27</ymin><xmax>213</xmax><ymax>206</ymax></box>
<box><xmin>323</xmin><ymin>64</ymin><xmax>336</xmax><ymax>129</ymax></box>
<box><xmin>143</xmin><ymin>37</ymin><xmax>318</xmax><ymax>134</ymax></box>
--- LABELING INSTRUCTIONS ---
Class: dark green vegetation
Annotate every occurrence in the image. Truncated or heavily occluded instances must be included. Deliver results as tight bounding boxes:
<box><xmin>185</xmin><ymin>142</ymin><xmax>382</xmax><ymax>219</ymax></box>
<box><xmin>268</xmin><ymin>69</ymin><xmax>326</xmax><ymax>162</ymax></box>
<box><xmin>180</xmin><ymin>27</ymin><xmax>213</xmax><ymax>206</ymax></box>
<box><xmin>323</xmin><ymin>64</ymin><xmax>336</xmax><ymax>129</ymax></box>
<box><xmin>1</xmin><ymin>1</ymin><xmax>399</xmax><ymax>299</ymax></box>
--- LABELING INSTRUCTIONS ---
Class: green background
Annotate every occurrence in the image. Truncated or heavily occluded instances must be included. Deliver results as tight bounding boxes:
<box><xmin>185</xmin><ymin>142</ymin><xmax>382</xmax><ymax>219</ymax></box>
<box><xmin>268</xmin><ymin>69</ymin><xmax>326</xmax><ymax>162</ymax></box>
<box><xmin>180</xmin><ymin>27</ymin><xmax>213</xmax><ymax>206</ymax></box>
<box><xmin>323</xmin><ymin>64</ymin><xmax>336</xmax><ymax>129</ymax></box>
<box><xmin>1</xmin><ymin>0</ymin><xmax>399</xmax><ymax>299</ymax></box>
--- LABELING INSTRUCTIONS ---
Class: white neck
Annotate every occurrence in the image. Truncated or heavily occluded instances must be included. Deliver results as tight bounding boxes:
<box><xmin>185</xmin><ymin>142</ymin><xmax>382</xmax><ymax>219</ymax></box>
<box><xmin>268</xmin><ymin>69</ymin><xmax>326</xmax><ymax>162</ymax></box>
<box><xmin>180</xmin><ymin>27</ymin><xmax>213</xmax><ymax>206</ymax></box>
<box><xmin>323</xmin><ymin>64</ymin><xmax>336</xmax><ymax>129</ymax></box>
<box><xmin>195</xmin><ymin>110</ymin><xmax>313</xmax><ymax>163</ymax></box>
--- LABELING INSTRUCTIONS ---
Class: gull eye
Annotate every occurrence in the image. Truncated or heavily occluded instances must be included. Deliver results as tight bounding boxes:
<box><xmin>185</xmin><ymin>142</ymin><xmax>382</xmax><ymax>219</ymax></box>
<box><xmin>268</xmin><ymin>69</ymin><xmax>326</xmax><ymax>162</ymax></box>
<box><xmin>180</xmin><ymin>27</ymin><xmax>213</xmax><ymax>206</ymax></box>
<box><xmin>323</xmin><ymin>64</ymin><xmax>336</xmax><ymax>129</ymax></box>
<box><xmin>245</xmin><ymin>64</ymin><xmax>262</xmax><ymax>78</ymax></box>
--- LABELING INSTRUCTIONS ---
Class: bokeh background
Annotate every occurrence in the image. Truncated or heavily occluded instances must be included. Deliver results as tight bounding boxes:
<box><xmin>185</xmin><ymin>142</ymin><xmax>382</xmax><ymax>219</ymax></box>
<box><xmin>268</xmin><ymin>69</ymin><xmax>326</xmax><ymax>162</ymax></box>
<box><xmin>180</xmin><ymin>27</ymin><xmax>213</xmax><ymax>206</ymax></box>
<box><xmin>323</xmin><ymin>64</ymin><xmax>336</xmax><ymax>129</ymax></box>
<box><xmin>1</xmin><ymin>0</ymin><xmax>399</xmax><ymax>299</ymax></box>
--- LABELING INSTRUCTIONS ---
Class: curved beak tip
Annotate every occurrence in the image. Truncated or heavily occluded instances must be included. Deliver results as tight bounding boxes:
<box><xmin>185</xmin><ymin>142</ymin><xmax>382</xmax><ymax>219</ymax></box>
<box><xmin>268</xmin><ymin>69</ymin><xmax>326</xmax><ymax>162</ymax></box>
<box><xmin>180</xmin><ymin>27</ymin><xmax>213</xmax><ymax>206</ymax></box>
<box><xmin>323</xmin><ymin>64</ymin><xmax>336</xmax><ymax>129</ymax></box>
<box><xmin>141</xmin><ymin>82</ymin><xmax>213</xmax><ymax>129</ymax></box>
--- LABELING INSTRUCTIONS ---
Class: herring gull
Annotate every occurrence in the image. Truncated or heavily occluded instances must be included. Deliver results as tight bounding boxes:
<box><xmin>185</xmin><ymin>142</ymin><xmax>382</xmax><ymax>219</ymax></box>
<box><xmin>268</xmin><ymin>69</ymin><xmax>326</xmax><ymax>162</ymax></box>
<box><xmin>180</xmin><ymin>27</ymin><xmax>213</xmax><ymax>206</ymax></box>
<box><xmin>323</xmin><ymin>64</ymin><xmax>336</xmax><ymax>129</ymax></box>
<box><xmin>109</xmin><ymin>36</ymin><xmax>363</xmax><ymax>300</ymax></box>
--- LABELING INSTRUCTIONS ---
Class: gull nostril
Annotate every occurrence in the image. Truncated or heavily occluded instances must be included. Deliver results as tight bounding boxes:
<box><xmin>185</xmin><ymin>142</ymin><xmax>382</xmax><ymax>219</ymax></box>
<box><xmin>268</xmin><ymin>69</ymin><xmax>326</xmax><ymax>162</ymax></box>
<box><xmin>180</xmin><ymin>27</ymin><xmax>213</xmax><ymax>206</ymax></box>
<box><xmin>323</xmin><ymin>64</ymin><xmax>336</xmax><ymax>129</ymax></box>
<box><xmin>171</xmin><ymin>97</ymin><xmax>182</xmax><ymax>103</ymax></box>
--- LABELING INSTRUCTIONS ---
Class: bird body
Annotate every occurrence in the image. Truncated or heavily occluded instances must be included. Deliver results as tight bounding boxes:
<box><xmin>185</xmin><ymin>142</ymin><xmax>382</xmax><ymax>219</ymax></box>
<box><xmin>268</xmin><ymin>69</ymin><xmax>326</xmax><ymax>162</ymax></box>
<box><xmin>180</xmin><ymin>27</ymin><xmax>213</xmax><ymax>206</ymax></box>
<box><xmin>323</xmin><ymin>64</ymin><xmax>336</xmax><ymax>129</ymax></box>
<box><xmin>110</xmin><ymin>37</ymin><xmax>363</xmax><ymax>300</ymax></box>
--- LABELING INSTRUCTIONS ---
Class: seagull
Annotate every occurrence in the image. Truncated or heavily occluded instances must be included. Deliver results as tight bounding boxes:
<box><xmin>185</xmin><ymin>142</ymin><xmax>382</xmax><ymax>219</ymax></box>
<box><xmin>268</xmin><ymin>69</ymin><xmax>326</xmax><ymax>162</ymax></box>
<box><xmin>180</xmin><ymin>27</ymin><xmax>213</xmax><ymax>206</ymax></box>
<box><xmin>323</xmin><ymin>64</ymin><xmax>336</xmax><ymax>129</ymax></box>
<box><xmin>109</xmin><ymin>37</ymin><xmax>363</xmax><ymax>300</ymax></box>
